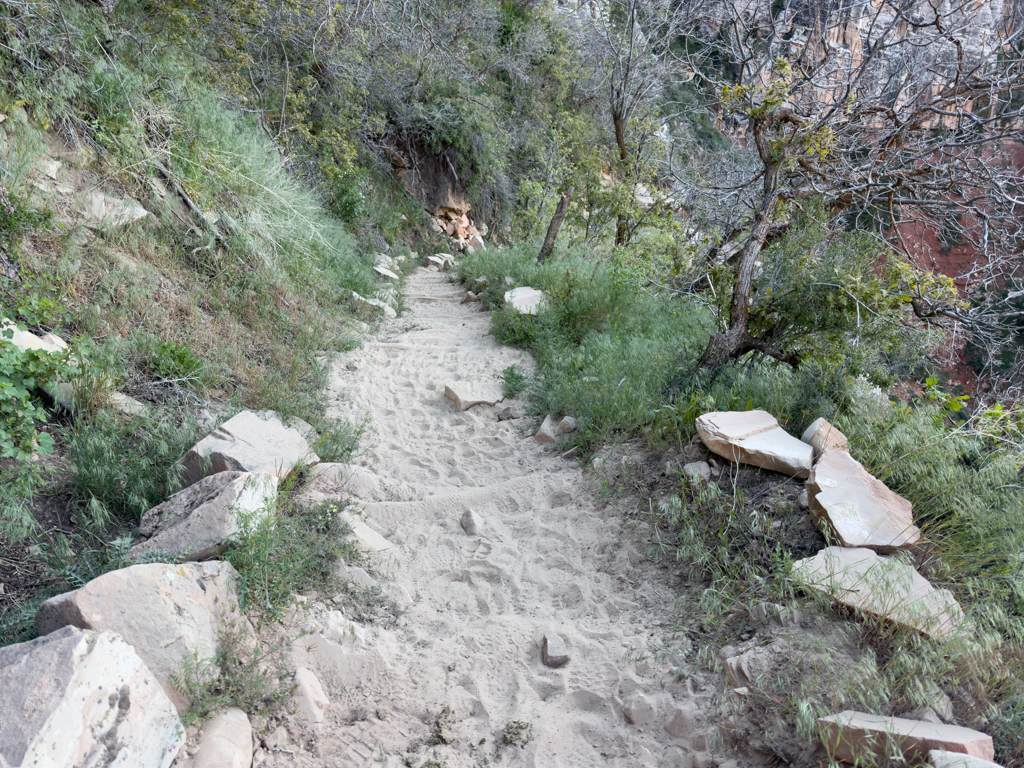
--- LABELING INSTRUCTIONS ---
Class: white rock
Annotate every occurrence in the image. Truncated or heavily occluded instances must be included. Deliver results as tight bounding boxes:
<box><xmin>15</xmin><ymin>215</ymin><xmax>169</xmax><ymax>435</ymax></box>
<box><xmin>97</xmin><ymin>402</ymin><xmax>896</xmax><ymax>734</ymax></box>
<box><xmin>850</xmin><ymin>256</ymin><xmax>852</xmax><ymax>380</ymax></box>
<box><xmin>0</xmin><ymin>320</ymin><xmax>66</xmax><ymax>355</ymax></box>
<box><xmin>373</xmin><ymin>265</ymin><xmax>400</xmax><ymax>281</ymax></box>
<box><xmin>807</xmin><ymin>449</ymin><xmax>920</xmax><ymax>552</ymax></box>
<box><xmin>174</xmin><ymin>409</ymin><xmax>318</xmax><ymax>490</ymax></box>
<box><xmin>624</xmin><ymin>694</ymin><xmax>657</xmax><ymax>725</ymax></box>
<box><xmin>444</xmin><ymin>382</ymin><xmax>505</xmax><ymax>412</ymax></box>
<box><xmin>292</xmin><ymin>669</ymin><xmax>329</xmax><ymax>728</ymax></box>
<box><xmin>541</xmin><ymin>631</ymin><xmax>570</xmax><ymax>667</ymax></box>
<box><xmin>504</xmin><ymin>287</ymin><xmax>546</xmax><ymax>316</ymax></box>
<box><xmin>0</xmin><ymin>626</ymin><xmax>184</xmax><ymax>768</ymax></box>
<box><xmin>464</xmin><ymin>234</ymin><xmax>486</xmax><ymax>253</ymax></box>
<box><xmin>35</xmin><ymin>561</ymin><xmax>249</xmax><ymax>710</ymax></box>
<box><xmin>129</xmin><ymin>471</ymin><xmax>278</xmax><ymax>561</ymax></box>
<box><xmin>797</xmin><ymin>489</ymin><xmax>810</xmax><ymax>509</ymax></box>
<box><xmin>192</xmin><ymin>708</ymin><xmax>251</xmax><ymax>768</ymax></box>
<box><xmin>426</xmin><ymin>256</ymin><xmax>447</xmax><ymax>271</ymax></box>
<box><xmin>461</xmin><ymin>509</ymin><xmax>482</xmax><ymax>536</ymax></box>
<box><xmin>556</xmin><ymin>416</ymin><xmax>577</xmax><ymax>435</ymax></box>
<box><xmin>801</xmin><ymin>417</ymin><xmax>849</xmax><ymax>458</ymax></box>
<box><xmin>339</xmin><ymin>512</ymin><xmax>393</xmax><ymax>552</ymax></box>
<box><xmin>299</xmin><ymin>462</ymin><xmax>382</xmax><ymax>503</ymax></box>
<box><xmin>792</xmin><ymin>547</ymin><xmax>963</xmax><ymax>640</ymax></box>
<box><xmin>319</xmin><ymin>611</ymin><xmax>367</xmax><ymax>648</ymax></box>
<box><xmin>683</xmin><ymin>461</ymin><xmax>711</xmax><ymax>485</ymax></box>
<box><xmin>535</xmin><ymin>414</ymin><xmax>559</xmax><ymax>443</ymax></box>
<box><xmin>337</xmin><ymin>563</ymin><xmax>376</xmax><ymax>590</ymax></box>
<box><xmin>109</xmin><ymin>391</ymin><xmax>147</xmax><ymax>416</ymax></box>
<box><xmin>930</xmin><ymin>749</ymin><xmax>1005</xmax><ymax>768</ymax></box>
<box><xmin>460</xmin><ymin>291</ymin><xmax>479</xmax><ymax>304</ymax></box>
<box><xmin>351</xmin><ymin>291</ymin><xmax>397</xmax><ymax>319</ymax></box>
<box><xmin>83</xmin><ymin>193</ymin><xmax>149</xmax><ymax>231</ymax></box>
<box><xmin>695</xmin><ymin>410</ymin><xmax>813</xmax><ymax>478</ymax></box>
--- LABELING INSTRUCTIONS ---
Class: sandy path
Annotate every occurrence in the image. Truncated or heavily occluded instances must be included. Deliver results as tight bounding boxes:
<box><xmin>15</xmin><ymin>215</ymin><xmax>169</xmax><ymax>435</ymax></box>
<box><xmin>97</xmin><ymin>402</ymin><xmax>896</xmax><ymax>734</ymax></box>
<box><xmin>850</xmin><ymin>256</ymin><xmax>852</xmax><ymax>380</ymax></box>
<box><xmin>274</xmin><ymin>267</ymin><xmax>726</xmax><ymax>768</ymax></box>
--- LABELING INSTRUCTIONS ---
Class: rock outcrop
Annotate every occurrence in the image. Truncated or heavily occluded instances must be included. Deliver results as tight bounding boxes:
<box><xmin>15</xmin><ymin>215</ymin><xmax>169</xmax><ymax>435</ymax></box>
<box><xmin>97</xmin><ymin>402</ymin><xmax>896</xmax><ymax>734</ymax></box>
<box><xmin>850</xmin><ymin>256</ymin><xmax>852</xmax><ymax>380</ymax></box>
<box><xmin>792</xmin><ymin>547</ymin><xmax>963</xmax><ymax>640</ymax></box>
<box><xmin>819</xmin><ymin>711</ymin><xmax>994</xmax><ymax>764</ymax></box>
<box><xmin>35</xmin><ymin>561</ymin><xmax>249</xmax><ymax>710</ymax></box>
<box><xmin>0</xmin><ymin>626</ymin><xmax>184</xmax><ymax>768</ymax></box>
<box><xmin>129</xmin><ymin>471</ymin><xmax>278</xmax><ymax>561</ymax></box>
<box><xmin>174</xmin><ymin>410</ymin><xmax>318</xmax><ymax>490</ymax></box>
<box><xmin>807</xmin><ymin>449</ymin><xmax>920</xmax><ymax>552</ymax></box>
<box><xmin>695</xmin><ymin>410</ymin><xmax>813</xmax><ymax>478</ymax></box>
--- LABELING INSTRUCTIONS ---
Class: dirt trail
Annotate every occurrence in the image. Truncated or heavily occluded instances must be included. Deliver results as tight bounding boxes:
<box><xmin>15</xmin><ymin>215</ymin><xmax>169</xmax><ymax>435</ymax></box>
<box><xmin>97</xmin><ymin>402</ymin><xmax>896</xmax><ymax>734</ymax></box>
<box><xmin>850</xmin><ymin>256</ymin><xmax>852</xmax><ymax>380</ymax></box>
<box><xmin>274</xmin><ymin>267</ymin><xmax>729</xmax><ymax>768</ymax></box>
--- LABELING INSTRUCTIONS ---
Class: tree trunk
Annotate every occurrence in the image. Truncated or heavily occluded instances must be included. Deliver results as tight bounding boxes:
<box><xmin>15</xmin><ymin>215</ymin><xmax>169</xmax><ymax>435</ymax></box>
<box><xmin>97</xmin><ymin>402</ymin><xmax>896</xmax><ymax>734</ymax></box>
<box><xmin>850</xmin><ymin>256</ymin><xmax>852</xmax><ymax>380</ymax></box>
<box><xmin>538</xmin><ymin>191</ymin><xmax>571</xmax><ymax>262</ymax></box>
<box><xmin>613</xmin><ymin>110</ymin><xmax>629</xmax><ymax>247</ymax></box>
<box><xmin>697</xmin><ymin>186</ymin><xmax>781</xmax><ymax>371</ymax></box>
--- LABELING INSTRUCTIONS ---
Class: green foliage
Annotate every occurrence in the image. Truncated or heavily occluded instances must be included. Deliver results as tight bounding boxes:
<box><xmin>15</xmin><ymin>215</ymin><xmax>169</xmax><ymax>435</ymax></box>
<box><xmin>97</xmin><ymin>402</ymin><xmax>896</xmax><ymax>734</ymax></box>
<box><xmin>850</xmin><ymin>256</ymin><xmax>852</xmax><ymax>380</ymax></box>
<box><xmin>0</xmin><ymin>183</ymin><xmax>52</xmax><ymax>256</ymax></box>
<box><xmin>65</xmin><ymin>409</ymin><xmax>201</xmax><ymax>519</ymax></box>
<box><xmin>0</xmin><ymin>335</ymin><xmax>73</xmax><ymax>460</ymax></box>
<box><xmin>225</xmin><ymin>498</ymin><xmax>361</xmax><ymax>619</ymax></box>
<box><xmin>172</xmin><ymin>622</ymin><xmax>297</xmax><ymax>726</ymax></box>
<box><xmin>311</xmin><ymin>414</ymin><xmax>368</xmax><ymax>464</ymax></box>
<box><xmin>500</xmin><ymin>365</ymin><xmax>529</xmax><ymax>398</ymax></box>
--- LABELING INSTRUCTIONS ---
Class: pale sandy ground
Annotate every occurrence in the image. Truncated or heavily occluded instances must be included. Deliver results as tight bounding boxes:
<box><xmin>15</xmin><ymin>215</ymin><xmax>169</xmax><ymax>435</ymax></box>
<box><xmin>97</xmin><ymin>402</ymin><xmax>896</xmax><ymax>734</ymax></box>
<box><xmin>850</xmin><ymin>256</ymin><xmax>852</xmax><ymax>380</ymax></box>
<box><xmin>266</xmin><ymin>267</ymin><xmax>739</xmax><ymax>768</ymax></box>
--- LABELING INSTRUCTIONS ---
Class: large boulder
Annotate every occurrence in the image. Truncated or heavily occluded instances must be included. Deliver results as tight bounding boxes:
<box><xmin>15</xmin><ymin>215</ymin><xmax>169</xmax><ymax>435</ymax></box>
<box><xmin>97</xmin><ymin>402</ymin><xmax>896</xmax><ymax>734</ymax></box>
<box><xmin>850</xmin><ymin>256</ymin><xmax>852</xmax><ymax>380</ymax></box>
<box><xmin>819</xmin><ymin>711</ymin><xmax>994</xmax><ymax>764</ymax></box>
<box><xmin>174</xmin><ymin>410</ymin><xmax>318</xmax><ymax>491</ymax></box>
<box><xmin>0</xmin><ymin>626</ymin><xmax>184</xmax><ymax>768</ymax></box>
<box><xmin>503</xmin><ymin>287</ymin><xmax>546</xmax><ymax>316</ymax></box>
<box><xmin>695</xmin><ymin>410</ymin><xmax>813</xmax><ymax>478</ymax></box>
<box><xmin>1</xmin><ymin>320</ymin><xmax>68</xmax><ymax>355</ymax></box>
<box><xmin>128</xmin><ymin>471</ymin><xmax>278</xmax><ymax>561</ymax></box>
<box><xmin>36</xmin><ymin>561</ymin><xmax>249</xmax><ymax>710</ymax></box>
<box><xmin>807</xmin><ymin>450</ymin><xmax>920</xmax><ymax>552</ymax></box>
<box><xmin>792</xmin><ymin>547</ymin><xmax>963</xmax><ymax>640</ymax></box>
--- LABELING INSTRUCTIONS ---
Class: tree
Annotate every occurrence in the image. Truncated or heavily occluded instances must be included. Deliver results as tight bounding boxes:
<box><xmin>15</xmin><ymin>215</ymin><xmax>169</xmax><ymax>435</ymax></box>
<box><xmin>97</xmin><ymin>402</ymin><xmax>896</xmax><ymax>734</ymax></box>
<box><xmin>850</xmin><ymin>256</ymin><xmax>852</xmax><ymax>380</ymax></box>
<box><xmin>585</xmin><ymin>0</ymin><xmax>694</xmax><ymax>245</ymax></box>
<box><xmin>676</xmin><ymin>0</ymin><xmax>1024</xmax><ymax>376</ymax></box>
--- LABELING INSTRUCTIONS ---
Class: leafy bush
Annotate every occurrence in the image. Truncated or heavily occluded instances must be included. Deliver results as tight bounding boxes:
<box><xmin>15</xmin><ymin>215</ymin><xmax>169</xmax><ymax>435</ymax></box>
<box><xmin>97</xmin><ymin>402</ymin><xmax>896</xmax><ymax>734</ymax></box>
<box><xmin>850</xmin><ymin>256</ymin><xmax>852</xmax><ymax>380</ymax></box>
<box><xmin>0</xmin><ymin>337</ymin><xmax>73</xmax><ymax>460</ymax></box>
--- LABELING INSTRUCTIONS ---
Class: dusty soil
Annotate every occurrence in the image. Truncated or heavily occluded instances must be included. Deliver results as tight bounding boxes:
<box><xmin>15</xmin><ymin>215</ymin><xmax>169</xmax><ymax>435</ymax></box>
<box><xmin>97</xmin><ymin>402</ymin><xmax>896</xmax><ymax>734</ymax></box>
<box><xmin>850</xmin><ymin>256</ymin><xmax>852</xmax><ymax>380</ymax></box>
<box><xmin>252</xmin><ymin>266</ymin><xmax>755</xmax><ymax>768</ymax></box>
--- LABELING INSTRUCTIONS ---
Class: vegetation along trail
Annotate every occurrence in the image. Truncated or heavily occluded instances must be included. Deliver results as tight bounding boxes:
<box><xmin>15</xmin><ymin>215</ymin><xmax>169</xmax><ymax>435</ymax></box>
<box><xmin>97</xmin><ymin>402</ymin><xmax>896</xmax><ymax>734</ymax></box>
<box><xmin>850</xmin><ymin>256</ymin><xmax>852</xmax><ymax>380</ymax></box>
<box><xmin>274</xmin><ymin>265</ymin><xmax>723</xmax><ymax>767</ymax></box>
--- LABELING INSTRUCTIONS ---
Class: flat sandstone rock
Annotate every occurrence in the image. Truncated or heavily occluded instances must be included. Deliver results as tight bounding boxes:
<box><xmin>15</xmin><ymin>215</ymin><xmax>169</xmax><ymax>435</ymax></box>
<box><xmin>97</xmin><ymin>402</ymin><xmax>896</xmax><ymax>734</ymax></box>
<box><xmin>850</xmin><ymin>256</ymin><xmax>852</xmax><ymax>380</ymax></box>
<box><xmin>129</xmin><ymin>471</ymin><xmax>278</xmax><ymax>561</ymax></box>
<box><xmin>445</xmin><ymin>382</ymin><xmax>505</xmax><ymax>412</ymax></box>
<box><xmin>792</xmin><ymin>547</ymin><xmax>963</xmax><ymax>640</ymax></box>
<box><xmin>819</xmin><ymin>710</ymin><xmax>994</xmax><ymax>764</ymax></box>
<box><xmin>174</xmin><ymin>409</ymin><xmax>317</xmax><ymax>490</ymax></box>
<box><xmin>696</xmin><ymin>410</ymin><xmax>813</xmax><ymax>478</ymax></box>
<box><xmin>807</xmin><ymin>449</ymin><xmax>920</xmax><ymax>552</ymax></box>
<box><xmin>801</xmin><ymin>417</ymin><xmax>849</xmax><ymax>457</ymax></box>
<box><xmin>35</xmin><ymin>561</ymin><xmax>249</xmax><ymax>710</ymax></box>
<box><xmin>0</xmin><ymin>627</ymin><xmax>183</xmax><ymax>768</ymax></box>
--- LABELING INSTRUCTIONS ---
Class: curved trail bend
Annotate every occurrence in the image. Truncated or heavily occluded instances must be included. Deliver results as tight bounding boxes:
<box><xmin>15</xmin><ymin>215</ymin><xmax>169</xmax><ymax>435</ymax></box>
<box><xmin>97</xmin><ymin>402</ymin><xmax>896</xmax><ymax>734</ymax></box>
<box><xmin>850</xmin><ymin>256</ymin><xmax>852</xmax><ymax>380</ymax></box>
<box><xmin>278</xmin><ymin>267</ymin><xmax>725</xmax><ymax>768</ymax></box>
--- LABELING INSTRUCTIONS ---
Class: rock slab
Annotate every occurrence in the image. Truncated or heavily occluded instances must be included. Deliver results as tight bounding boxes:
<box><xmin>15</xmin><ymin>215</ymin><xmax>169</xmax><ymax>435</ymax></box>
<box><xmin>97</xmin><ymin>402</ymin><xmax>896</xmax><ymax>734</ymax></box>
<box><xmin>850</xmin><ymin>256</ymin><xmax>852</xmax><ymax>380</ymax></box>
<box><xmin>192</xmin><ymin>707</ymin><xmax>252</xmax><ymax>768</ymax></box>
<box><xmin>297</xmin><ymin>462</ymin><xmax>383</xmax><ymax>504</ymax></box>
<box><xmin>504</xmin><ymin>287</ymin><xmax>546</xmax><ymax>316</ymax></box>
<box><xmin>444</xmin><ymin>382</ymin><xmax>505</xmax><ymax>412</ymax></box>
<box><xmin>792</xmin><ymin>547</ymin><xmax>962</xmax><ymax>640</ymax></box>
<box><xmin>35</xmin><ymin>561</ymin><xmax>249</xmax><ymax>710</ymax></box>
<box><xmin>129</xmin><ymin>471</ymin><xmax>278</xmax><ymax>561</ymax></box>
<box><xmin>807</xmin><ymin>449</ymin><xmax>920</xmax><ymax>552</ymax></box>
<box><xmin>174</xmin><ymin>410</ymin><xmax>318</xmax><ymax>490</ymax></box>
<box><xmin>801</xmin><ymin>417</ymin><xmax>849</xmax><ymax>457</ymax></box>
<box><xmin>930</xmin><ymin>749</ymin><xmax>1005</xmax><ymax>768</ymax></box>
<box><xmin>696</xmin><ymin>411</ymin><xmax>813</xmax><ymax>478</ymax></box>
<box><xmin>0</xmin><ymin>626</ymin><xmax>184</xmax><ymax>768</ymax></box>
<box><xmin>819</xmin><ymin>710</ymin><xmax>994</xmax><ymax>764</ymax></box>
<box><xmin>292</xmin><ymin>668</ymin><xmax>330</xmax><ymax>728</ymax></box>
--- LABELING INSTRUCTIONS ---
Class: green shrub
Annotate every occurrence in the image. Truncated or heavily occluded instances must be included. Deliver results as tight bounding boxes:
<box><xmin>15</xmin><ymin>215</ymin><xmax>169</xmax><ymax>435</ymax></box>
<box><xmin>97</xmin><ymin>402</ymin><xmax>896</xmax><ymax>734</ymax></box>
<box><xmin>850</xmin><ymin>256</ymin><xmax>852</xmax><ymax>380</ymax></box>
<box><xmin>0</xmin><ymin>338</ymin><xmax>74</xmax><ymax>460</ymax></box>
<box><xmin>65</xmin><ymin>409</ymin><xmax>202</xmax><ymax>519</ymax></box>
